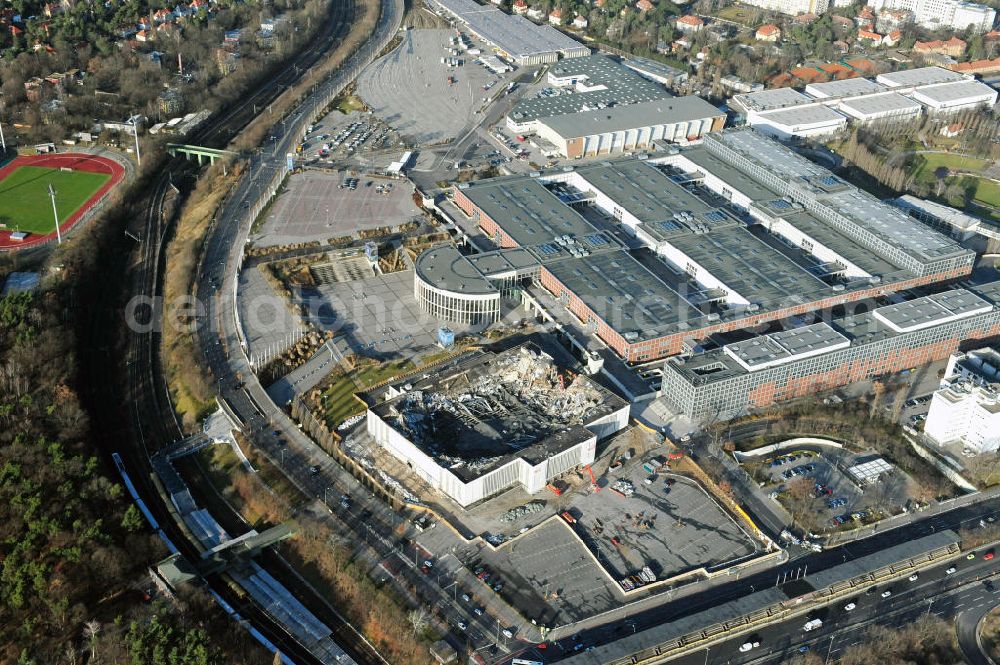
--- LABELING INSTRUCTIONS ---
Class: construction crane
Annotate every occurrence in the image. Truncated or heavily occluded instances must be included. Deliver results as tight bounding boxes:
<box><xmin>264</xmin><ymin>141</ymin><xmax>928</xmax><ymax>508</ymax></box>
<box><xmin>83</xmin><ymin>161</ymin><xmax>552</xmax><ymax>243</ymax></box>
<box><xmin>584</xmin><ymin>464</ymin><xmax>599</xmax><ymax>493</ymax></box>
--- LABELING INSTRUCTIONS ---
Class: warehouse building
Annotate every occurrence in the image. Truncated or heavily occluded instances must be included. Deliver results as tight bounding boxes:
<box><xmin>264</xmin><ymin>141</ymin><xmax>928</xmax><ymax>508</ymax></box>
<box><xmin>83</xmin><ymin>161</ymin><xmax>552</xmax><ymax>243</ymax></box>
<box><xmin>535</xmin><ymin>97</ymin><xmax>725</xmax><ymax>157</ymax></box>
<box><xmin>660</xmin><ymin>283</ymin><xmax>1000</xmax><ymax>421</ymax></box>
<box><xmin>746</xmin><ymin>104</ymin><xmax>848</xmax><ymax>139</ymax></box>
<box><xmin>428</xmin><ymin>0</ymin><xmax>589</xmax><ymax>64</ymax></box>
<box><xmin>908</xmin><ymin>79</ymin><xmax>998</xmax><ymax>112</ymax></box>
<box><xmin>732</xmin><ymin>66</ymin><xmax>994</xmax><ymax>138</ymax></box>
<box><xmin>442</xmin><ymin>128</ymin><xmax>973</xmax><ymax>363</ymax></box>
<box><xmin>365</xmin><ymin>344</ymin><xmax>629</xmax><ymax>506</ymax></box>
<box><xmin>506</xmin><ymin>54</ymin><xmax>723</xmax><ymax>156</ymax></box>
<box><xmin>837</xmin><ymin>92</ymin><xmax>923</xmax><ymax>123</ymax></box>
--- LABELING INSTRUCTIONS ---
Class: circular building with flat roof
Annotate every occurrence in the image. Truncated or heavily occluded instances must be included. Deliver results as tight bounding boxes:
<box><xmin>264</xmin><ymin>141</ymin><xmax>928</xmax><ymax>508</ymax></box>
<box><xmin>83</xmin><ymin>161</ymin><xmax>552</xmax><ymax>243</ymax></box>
<box><xmin>414</xmin><ymin>245</ymin><xmax>501</xmax><ymax>325</ymax></box>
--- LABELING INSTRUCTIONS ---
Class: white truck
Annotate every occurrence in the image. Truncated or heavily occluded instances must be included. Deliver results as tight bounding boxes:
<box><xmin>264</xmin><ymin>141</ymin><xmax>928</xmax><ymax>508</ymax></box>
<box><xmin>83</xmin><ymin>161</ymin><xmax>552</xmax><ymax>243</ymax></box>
<box><xmin>802</xmin><ymin>618</ymin><xmax>823</xmax><ymax>632</ymax></box>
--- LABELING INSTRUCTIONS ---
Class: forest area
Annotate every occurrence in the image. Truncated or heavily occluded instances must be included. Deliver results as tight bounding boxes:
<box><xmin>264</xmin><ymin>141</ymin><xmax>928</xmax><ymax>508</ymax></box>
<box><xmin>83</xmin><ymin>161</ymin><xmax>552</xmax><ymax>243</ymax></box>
<box><xmin>0</xmin><ymin>281</ymin><xmax>274</xmax><ymax>664</ymax></box>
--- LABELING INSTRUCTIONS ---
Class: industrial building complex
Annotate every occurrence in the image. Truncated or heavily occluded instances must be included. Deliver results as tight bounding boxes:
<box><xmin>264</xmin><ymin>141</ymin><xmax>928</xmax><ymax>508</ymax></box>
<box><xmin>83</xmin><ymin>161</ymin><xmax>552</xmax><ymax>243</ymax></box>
<box><xmin>731</xmin><ymin>66</ymin><xmax>997</xmax><ymax>139</ymax></box>
<box><xmin>427</xmin><ymin>0</ymin><xmax>590</xmax><ymax>64</ymax></box>
<box><xmin>365</xmin><ymin>344</ymin><xmax>629</xmax><ymax>506</ymax></box>
<box><xmin>430</xmin><ymin>128</ymin><xmax>972</xmax><ymax>369</ymax></box>
<box><xmin>660</xmin><ymin>284</ymin><xmax>1000</xmax><ymax>421</ymax></box>
<box><xmin>506</xmin><ymin>54</ymin><xmax>725</xmax><ymax>158</ymax></box>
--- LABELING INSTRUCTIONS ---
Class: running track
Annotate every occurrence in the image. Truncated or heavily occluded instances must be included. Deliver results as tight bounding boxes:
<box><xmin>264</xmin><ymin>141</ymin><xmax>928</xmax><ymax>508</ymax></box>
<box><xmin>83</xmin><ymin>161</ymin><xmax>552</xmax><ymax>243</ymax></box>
<box><xmin>0</xmin><ymin>153</ymin><xmax>125</xmax><ymax>249</ymax></box>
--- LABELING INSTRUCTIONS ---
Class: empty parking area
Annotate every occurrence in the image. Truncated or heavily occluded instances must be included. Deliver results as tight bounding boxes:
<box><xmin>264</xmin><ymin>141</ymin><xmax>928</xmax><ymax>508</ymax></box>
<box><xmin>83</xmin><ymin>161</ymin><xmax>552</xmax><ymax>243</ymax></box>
<box><xmin>300</xmin><ymin>270</ymin><xmax>488</xmax><ymax>362</ymax></box>
<box><xmin>357</xmin><ymin>28</ymin><xmax>502</xmax><ymax>145</ymax></box>
<box><xmin>251</xmin><ymin>170</ymin><xmax>422</xmax><ymax>248</ymax></box>
<box><xmin>467</xmin><ymin>518</ymin><xmax>623</xmax><ymax>625</ymax></box>
<box><xmin>573</xmin><ymin>464</ymin><xmax>759</xmax><ymax>584</ymax></box>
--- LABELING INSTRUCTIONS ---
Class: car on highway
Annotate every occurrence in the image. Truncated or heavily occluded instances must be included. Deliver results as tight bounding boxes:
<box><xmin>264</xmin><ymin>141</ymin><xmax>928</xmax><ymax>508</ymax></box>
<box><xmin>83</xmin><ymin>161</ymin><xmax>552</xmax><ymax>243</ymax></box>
<box><xmin>739</xmin><ymin>640</ymin><xmax>760</xmax><ymax>652</ymax></box>
<box><xmin>967</xmin><ymin>552</ymin><xmax>976</xmax><ymax>560</ymax></box>
<box><xmin>946</xmin><ymin>566</ymin><xmax>957</xmax><ymax>574</ymax></box>
<box><xmin>908</xmin><ymin>573</ymin><xmax>919</xmax><ymax>582</ymax></box>
<box><xmin>985</xmin><ymin>580</ymin><xmax>995</xmax><ymax>592</ymax></box>
<box><xmin>309</xmin><ymin>465</ymin><xmax>320</xmax><ymax>474</ymax></box>
<box><xmin>844</xmin><ymin>602</ymin><xmax>856</xmax><ymax>611</ymax></box>
<box><xmin>799</xmin><ymin>645</ymin><xmax>811</xmax><ymax>654</ymax></box>
<box><xmin>457</xmin><ymin>620</ymin><xmax>468</xmax><ymax>631</ymax></box>
<box><xmin>502</xmin><ymin>628</ymin><xmax>514</xmax><ymax>639</ymax></box>
<box><xmin>985</xmin><ymin>551</ymin><xmax>995</xmax><ymax>560</ymax></box>
<box><xmin>880</xmin><ymin>589</ymin><xmax>892</xmax><ymax>598</ymax></box>
<box><xmin>473</xmin><ymin>606</ymin><xmax>484</xmax><ymax>616</ymax></box>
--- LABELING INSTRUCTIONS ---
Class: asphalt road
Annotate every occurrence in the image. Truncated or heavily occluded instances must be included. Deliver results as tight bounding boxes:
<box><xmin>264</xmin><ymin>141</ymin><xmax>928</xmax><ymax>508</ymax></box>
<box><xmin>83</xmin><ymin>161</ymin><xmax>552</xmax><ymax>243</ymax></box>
<box><xmin>670</xmin><ymin>555</ymin><xmax>1000</xmax><ymax>665</ymax></box>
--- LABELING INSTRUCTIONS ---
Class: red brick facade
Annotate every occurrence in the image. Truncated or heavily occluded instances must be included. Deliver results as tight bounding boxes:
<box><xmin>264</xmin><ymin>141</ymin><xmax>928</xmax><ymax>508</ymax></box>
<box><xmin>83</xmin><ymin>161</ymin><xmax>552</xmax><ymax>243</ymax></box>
<box><xmin>453</xmin><ymin>188</ymin><xmax>974</xmax><ymax>364</ymax></box>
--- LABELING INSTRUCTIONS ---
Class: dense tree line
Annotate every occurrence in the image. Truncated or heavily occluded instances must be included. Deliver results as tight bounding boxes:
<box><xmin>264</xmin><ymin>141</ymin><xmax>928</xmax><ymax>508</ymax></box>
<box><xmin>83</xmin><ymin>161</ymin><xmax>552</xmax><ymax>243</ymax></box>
<box><xmin>0</xmin><ymin>266</ymin><xmax>275</xmax><ymax>664</ymax></box>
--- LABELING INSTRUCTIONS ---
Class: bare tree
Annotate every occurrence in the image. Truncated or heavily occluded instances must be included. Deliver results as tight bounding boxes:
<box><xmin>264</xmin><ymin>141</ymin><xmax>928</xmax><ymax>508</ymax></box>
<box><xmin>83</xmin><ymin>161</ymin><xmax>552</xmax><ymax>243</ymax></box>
<box><xmin>83</xmin><ymin>619</ymin><xmax>100</xmax><ymax>663</ymax></box>
<box><xmin>408</xmin><ymin>607</ymin><xmax>431</xmax><ymax>635</ymax></box>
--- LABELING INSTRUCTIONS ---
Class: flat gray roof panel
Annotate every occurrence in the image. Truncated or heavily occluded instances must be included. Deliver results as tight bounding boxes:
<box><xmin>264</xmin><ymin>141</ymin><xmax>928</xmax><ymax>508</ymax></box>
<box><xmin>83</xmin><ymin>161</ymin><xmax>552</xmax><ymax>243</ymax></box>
<box><xmin>541</xmin><ymin>96</ymin><xmax>722</xmax><ymax>139</ymax></box>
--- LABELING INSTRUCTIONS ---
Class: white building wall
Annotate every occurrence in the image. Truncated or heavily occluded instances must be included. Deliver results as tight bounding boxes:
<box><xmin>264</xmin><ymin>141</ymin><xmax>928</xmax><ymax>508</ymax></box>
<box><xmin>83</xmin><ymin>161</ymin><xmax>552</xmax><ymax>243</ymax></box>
<box><xmin>924</xmin><ymin>389</ymin><xmax>1000</xmax><ymax>452</ymax></box>
<box><xmin>768</xmin><ymin>218</ymin><xmax>873</xmax><ymax>278</ymax></box>
<box><xmin>665</xmin><ymin>154</ymin><xmax>756</xmax><ymax>210</ymax></box>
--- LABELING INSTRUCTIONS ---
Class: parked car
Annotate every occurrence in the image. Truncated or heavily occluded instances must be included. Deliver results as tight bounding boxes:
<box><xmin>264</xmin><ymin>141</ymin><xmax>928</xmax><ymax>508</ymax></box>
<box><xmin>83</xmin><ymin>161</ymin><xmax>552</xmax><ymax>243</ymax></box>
<box><xmin>844</xmin><ymin>602</ymin><xmax>856</xmax><ymax>611</ymax></box>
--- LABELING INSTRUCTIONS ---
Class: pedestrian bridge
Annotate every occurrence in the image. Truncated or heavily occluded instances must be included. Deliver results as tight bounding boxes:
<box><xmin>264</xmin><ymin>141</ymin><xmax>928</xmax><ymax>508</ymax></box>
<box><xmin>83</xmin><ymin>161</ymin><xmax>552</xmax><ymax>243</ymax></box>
<box><xmin>167</xmin><ymin>143</ymin><xmax>237</xmax><ymax>165</ymax></box>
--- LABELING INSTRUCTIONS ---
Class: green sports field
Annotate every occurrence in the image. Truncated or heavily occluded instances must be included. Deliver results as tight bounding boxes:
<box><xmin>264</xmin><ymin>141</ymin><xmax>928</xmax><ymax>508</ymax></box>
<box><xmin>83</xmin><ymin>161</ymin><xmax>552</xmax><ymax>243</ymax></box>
<box><xmin>0</xmin><ymin>166</ymin><xmax>110</xmax><ymax>235</ymax></box>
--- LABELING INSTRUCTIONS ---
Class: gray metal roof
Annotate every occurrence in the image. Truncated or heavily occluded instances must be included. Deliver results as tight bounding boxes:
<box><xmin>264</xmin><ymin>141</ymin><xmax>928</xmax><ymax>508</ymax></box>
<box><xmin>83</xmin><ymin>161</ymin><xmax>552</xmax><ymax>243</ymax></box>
<box><xmin>724</xmin><ymin>322</ymin><xmax>850</xmax><ymax>370</ymax></box>
<box><xmin>414</xmin><ymin>244</ymin><xmax>498</xmax><ymax>295</ymax></box>
<box><xmin>872</xmin><ymin>287</ymin><xmax>992</xmax><ymax>332</ymax></box>
<box><xmin>460</xmin><ymin>175</ymin><xmax>599</xmax><ymax>246</ymax></box>
<box><xmin>541</xmin><ymin>96</ymin><xmax>722</xmax><ymax>139</ymax></box>
<box><xmin>876</xmin><ymin>66</ymin><xmax>966</xmax><ymax>88</ymax></box>
<box><xmin>838</xmin><ymin>92</ymin><xmax>922</xmax><ymax>118</ymax></box>
<box><xmin>805</xmin><ymin>77</ymin><xmax>885</xmax><ymax>99</ymax></box>
<box><xmin>755</xmin><ymin>104</ymin><xmax>848</xmax><ymax>128</ymax></box>
<box><xmin>732</xmin><ymin>87</ymin><xmax>813</xmax><ymax>112</ymax></box>
<box><xmin>622</xmin><ymin>56</ymin><xmax>688</xmax><ymax>83</ymax></box>
<box><xmin>911</xmin><ymin>79</ymin><xmax>997</xmax><ymax>104</ymax></box>
<box><xmin>509</xmin><ymin>54</ymin><xmax>670</xmax><ymax>124</ymax></box>
<box><xmin>430</xmin><ymin>0</ymin><xmax>587</xmax><ymax>59</ymax></box>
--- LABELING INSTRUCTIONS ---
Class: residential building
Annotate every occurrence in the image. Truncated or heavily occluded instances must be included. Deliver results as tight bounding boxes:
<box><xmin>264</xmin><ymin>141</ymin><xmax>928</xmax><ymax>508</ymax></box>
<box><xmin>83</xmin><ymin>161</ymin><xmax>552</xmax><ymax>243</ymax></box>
<box><xmin>513</xmin><ymin>0</ymin><xmax>528</xmax><ymax>12</ymax></box>
<box><xmin>756</xmin><ymin>24</ymin><xmax>781</xmax><ymax>40</ymax></box>
<box><xmin>924</xmin><ymin>347</ymin><xmax>1000</xmax><ymax>453</ymax></box>
<box><xmin>868</xmin><ymin>0</ymin><xmax>996</xmax><ymax>33</ymax></box>
<box><xmin>676</xmin><ymin>14</ymin><xmax>704</xmax><ymax>31</ymax></box>
<box><xmin>951</xmin><ymin>56</ymin><xmax>1000</xmax><ymax>75</ymax></box>
<box><xmin>637</xmin><ymin>0</ymin><xmax>655</xmax><ymax>11</ymax></box>
<box><xmin>914</xmin><ymin>36</ymin><xmax>967</xmax><ymax>56</ymax></box>
<box><xmin>736</xmin><ymin>0</ymin><xmax>830</xmax><ymax>16</ymax></box>
<box><xmin>548</xmin><ymin>7</ymin><xmax>562</xmax><ymax>24</ymax></box>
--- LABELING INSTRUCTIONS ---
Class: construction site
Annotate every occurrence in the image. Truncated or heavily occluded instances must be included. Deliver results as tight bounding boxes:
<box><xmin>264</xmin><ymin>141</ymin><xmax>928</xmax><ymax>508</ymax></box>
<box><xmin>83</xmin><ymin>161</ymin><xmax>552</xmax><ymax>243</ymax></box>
<box><xmin>364</xmin><ymin>343</ymin><xmax>630</xmax><ymax>507</ymax></box>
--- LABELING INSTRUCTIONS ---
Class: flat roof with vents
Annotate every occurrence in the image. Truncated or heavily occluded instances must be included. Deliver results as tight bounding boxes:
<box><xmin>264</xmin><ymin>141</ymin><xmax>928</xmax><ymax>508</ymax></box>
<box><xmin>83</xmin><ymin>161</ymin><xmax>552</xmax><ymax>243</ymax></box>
<box><xmin>872</xmin><ymin>288</ymin><xmax>992</xmax><ymax>332</ymax></box>
<box><xmin>875</xmin><ymin>66</ymin><xmax>967</xmax><ymax>89</ymax></box>
<box><xmin>723</xmin><ymin>322</ymin><xmax>850</xmax><ymax>371</ymax></box>
<box><xmin>540</xmin><ymin>97</ymin><xmax>723</xmax><ymax>140</ymax></box>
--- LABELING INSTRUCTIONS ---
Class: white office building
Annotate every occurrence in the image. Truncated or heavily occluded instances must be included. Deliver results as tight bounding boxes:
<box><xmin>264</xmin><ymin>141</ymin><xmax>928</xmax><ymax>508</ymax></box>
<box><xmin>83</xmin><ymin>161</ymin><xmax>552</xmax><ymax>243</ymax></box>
<box><xmin>868</xmin><ymin>0</ymin><xmax>996</xmax><ymax>32</ymax></box>
<box><xmin>924</xmin><ymin>347</ymin><xmax>1000</xmax><ymax>453</ymax></box>
<box><xmin>738</xmin><ymin>0</ymin><xmax>830</xmax><ymax>16</ymax></box>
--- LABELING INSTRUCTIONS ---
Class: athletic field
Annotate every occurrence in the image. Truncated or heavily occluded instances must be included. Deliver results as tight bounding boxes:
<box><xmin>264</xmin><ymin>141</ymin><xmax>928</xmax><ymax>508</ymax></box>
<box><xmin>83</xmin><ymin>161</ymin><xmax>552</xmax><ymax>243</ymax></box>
<box><xmin>0</xmin><ymin>166</ymin><xmax>110</xmax><ymax>234</ymax></box>
<box><xmin>0</xmin><ymin>153</ymin><xmax>124</xmax><ymax>249</ymax></box>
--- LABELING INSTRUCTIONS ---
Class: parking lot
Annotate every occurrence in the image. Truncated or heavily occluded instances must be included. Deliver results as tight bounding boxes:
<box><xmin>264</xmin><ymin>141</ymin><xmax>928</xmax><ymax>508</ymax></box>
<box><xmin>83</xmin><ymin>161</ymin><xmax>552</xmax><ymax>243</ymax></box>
<box><xmin>251</xmin><ymin>169</ymin><xmax>423</xmax><ymax>247</ymax></box>
<box><xmin>746</xmin><ymin>446</ymin><xmax>914</xmax><ymax>533</ymax></box>
<box><xmin>236</xmin><ymin>265</ymin><xmax>307</xmax><ymax>361</ymax></box>
<box><xmin>357</xmin><ymin>28</ymin><xmax>507</xmax><ymax>145</ymax></box>
<box><xmin>298</xmin><ymin>269</ymin><xmax>494</xmax><ymax>363</ymax></box>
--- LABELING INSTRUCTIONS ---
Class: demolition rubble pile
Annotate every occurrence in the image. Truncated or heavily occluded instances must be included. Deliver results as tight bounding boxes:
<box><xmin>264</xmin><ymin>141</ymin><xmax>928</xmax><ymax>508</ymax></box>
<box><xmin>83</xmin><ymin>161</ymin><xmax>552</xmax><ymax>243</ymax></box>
<box><xmin>389</xmin><ymin>347</ymin><xmax>607</xmax><ymax>466</ymax></box>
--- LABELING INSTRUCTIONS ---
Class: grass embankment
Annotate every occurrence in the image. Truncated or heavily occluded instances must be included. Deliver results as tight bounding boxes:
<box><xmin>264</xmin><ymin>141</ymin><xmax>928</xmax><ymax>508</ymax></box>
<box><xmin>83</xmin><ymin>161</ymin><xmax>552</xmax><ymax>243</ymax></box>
<box><xmin>191</xmin><ymin>440</ymin><xmax>435</xmax><ymax>663</ymax></box>
<box><xmin>162</xmin><ymin>161</ymin><xmax>243</xmax><ymax>430</ymax></box>
<box><xmin>309</xmin><ymin>348</ymin><xmax>458</xmax><ymax>427</ymax></box>
<box><xmin>233</xmin><ymin>0</ymin><xmax>382</xmax><ymax>151</ymax></box>
<box><xmin>281</xmin><ymin>519</ymin><xmax>437</xmax><ymax>665</ymax></box>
